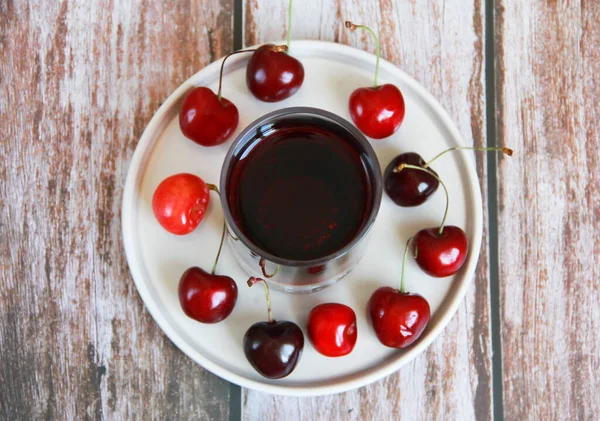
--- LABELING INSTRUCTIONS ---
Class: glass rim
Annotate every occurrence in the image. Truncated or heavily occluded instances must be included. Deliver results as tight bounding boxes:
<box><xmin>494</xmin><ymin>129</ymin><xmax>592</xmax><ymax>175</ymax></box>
<box><xmin>219</xmin><ymin>106</ymin><xmax>383</xmax><ymax>268</ymax></box>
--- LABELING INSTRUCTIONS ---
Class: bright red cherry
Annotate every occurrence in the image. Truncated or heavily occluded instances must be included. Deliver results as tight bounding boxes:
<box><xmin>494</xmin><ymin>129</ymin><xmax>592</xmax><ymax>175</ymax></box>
<box><xmin>346</xmin><ymin>21</ymin><xmax>405</xmax><ymax>139</ymax></box>
<box><xmin>307</xmin><ymin>303</ymin><xmax>357</xmax><ymax>357</ymax></box>
<box><xmin>414</xmin><ymin>226</ymin><xmax>468</xmax><ymax>278</ymax></box>
<box><xmin>178</xmin><ymin>267</ymin><xmax>238</xmax><ymax>323</ymax></box>
<box><xmin>368</xmin><ymin>238</ymin><xmax>430</xmax><ymax>348</ymax></box>
<box><xmin>246</xmin><ymin>1</ymin><xmax>304</xmax><ymax>102</ymax></box>
<box><xmin>152</xmin><ymin>173</ymin><xmax>213</xmax><ymax>235</ymax></box>
<box><xmin>244</xmin><ymin>277</ymin><xmax>304</xmax><ymax>378</ymax></box>
<box><xmin>384</xmin><ymin>147</ymin><xmax>513</xmax><ymax>207</ymax></box>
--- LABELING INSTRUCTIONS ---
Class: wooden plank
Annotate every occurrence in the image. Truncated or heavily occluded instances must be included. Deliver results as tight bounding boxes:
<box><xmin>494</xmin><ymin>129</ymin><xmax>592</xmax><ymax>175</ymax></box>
<box><xmin>495</xmin><ymin>1</ymin><xmax>600</xmax><ymax>420</ymax></box>
<box><xmin>241</xmin><ymin>1</ymin><xmax>492</xmax><ymax>420</ymax></box>
<box><xmin>0</xmin><ymin>1</ymin><xmax>234</xmax><ymax>419</ymax></box>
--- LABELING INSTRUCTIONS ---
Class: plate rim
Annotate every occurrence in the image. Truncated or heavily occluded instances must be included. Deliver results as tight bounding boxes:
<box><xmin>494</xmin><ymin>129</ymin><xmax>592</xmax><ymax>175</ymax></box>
<box><xmin>122</xmin><ymin>39</ymin><xmax>483</xmax><ymax>396</ymax></box>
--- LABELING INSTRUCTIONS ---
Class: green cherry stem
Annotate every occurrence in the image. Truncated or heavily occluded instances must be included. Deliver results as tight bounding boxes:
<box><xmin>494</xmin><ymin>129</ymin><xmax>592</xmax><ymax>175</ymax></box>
<box><xmin>400</xmin><ymin>237</ymin><xmax>414</xmax><ymax>293</ymax></box>
<box><xmin>424</xmin><ymin>146</ymin><xmax>514</xmax><ymax>169</ymax></box>
<box><xmin>345</xmin><ymin>21</ymin><xmax>380</xmax><ymax>88</ymax></box>
<box><xmin>207</xmin><ymin>184</ymin><xmax>226</xmax><ymax>275</ymax></box>
<box><xmin>286</xmin><ymin>0</ymin><xmax>294</xmax><ymax>50</ymax></box>
<box><xmin>248</xmin><ymin>277</ymin><xmax>273</xmax><ymax>323</ymax></box>
<box><xmin>394</xmin><ymin>164</ymin><xmax>450</xmax><ymax>235</ymax></box>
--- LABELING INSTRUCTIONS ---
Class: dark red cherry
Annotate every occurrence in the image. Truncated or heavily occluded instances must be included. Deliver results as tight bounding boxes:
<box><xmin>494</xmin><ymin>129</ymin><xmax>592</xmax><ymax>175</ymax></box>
<box><xmin>414</xmin><ymin>226</ymin><xmax>468</xmax><ymax>277</ymax></box>
<box><xmin>244</xmin><ymin>320</ymin><xmax>304</xmax><ymax>379</ymax></box>
<box><xmin>243</xmin><ymin>277</ymin><xmax>304</xmax><ymax>378</ymax></box>
<box><xmin>178</xmin><ymin>267</ymin><xmax>238</xmax><ymax>323</ymax></box>
<box><xmin>179</xmin><ymin>87</ymin><xmax>238</xmax><ymax>147</ymax></box>
<box><xmin>383</xmin><ymin>153</ymin><xmax>439</xmax><ymax>207</ymax></box>
<box><xmin>368</xmin><ymin>286</ymin><xmax>430</xmax><ymax>348</ymax></box>
<box><xmin>246</xmin><ymin>44</ymin><xmax>304</xmax><ymax>102</ymax></box>
<box><xmin>308</xmin><ymin>303</ymin><xmax>357</xmax><ymax>357</ymax></box>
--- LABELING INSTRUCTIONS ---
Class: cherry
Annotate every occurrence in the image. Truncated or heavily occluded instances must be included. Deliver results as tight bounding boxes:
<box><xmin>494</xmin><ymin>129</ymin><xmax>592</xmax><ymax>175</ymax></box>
<box><xmin>384</xmin><ymin>147</ymin><xmax>513</xmax><ymax>207</ymax></box>
<box><xmin>396</xmin><ymin>163</ymin><xmax>468</xmax><ymax>277</ymax></box>
<box><xmin>178</xmin><ymin>186</ymin><xmax>238</xmax><ymax>323</ymax></box>
<box><xmin>152</xmin><ymin>173</ymin><xmax>213</xmax><ymax>235</ymax></box>
<box><xmin>179</xmin><ymin>50</ymin><xmax>252</xmax><ymax>146</ymax></box>
<box><xmin>368</xmin><ymin>238</ymin><xmax>431</xmax><ymax>348</ymax></box>
<box><xmin>178</xmin><ymin>268</ymin><xmax>237</xmax><ymax>324</ymax></box>
<box><xmin>307</xmin><ymin>303</ymin><xmax>357</xmax><ymax>357</ymax></box>
<box><xmin>246</xmin><ymin>0</ymin><xmax>304</xmax><ymax>102</ymax></box>
<box><xmin>345</xmin><ymin>21</ymin><xmax>405</xmax><ymax>139</ymax></box>
<box><xmin>243</xmin><ymin>277</ymin><xmax>304</xmax><ymax>379</ymax></box>
<box><xmin>384</xmin><ymin>153</ymin><xmax>439</xmax><ymax>207</ymax></box>
<box><xmin>413</xmin><ymin>226</ymin><xmax>468</xmax><ymax>278</ymax></box>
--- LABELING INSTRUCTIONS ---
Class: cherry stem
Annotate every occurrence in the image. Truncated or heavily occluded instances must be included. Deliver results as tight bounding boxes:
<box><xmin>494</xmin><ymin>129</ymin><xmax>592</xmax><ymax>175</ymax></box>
<box><xmin>207</xmin><ymin>184</ymin><xmax>225</xmax><ymax>275</ymax></box>
<box><xmin>424</xmin><ymin>146</ymin><xmax>514</xmax><ymax>169</ymax></box>
<box><xmin>394</xmin><ymin>164</ymin><xmax>450</xmax><ymax>235</ymax></box>
<box><xmin>259</xmin><ymin>258</ymin><xmax>281</xmax><ymax>279</ymax></box>
<box><xmin>400</xmin><ymin>237</ymin><xmax>414</xmax><ymax>294</ymax></box>
<box><xmin>345</xmin><ymin>21</ymin><xmax>380</xmax><ymax>88</ymax></box>
<box><xmin>247</xmin><ymin>277</ymin><xmax>273</xmax><ymax>323</ymax></box>
<box><xmin>286</xmin><ymin>0</ymin><xmax>293</xmax><ymax>50</ymax></box>
<box><xmin>217</xmin><ymin>50</ymin><xmax>254</xmax><ymax>101</ymax></box>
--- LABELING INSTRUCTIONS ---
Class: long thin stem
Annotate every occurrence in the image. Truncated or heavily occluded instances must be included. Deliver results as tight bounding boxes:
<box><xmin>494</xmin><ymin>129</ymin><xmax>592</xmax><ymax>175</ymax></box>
<box><xmin>247</xmin><ymin>277</ymin><xmax>273</xmax><ymax>323</ymax></box>
<box><xmin>259</xmin><ymin>258</ymin><xmax>280</xmax><ymax>279</ymax></box>
<box><xmin>217</xmin><ymin>49</ymin><xmax>257</xmax><ymax>101</ymax></box>
<box><xmin>345</xmin><ymin>21</ymin><xmax>380</xmax><ymax>88</ymax></box>
<box><xmin>207</xmin><ymin>184</ymin><xmax>226</xmax><ymax>275</ymax></box>
<box><xmin>394</xmin><ymin>164</ymin><xmax>450</xmax><ymax>235</ymax></box>
<box><xmin>400</xmin><ymin>237</ymin><xmax>414</xmax><ymax>293</ymax></box>
<box><xmin>424</xmin><ymin>146</ymin><xmax>514</xmax><ymax>169</ymax></box>
<box><xmin>286</xmin><ymin>0</ymin><xmax>293</xmax><ymax>50</ymax></box>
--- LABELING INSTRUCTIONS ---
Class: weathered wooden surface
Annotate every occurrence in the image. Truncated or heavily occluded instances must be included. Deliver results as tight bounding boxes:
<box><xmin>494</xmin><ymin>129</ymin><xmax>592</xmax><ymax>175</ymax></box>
<box><xmin>495</xmin><ymin>1</ymin><xmax>600</xmax><ymax>420</ymax></box>
<box><xmin>0</xmin><ymin>1</ymin><xmax>234</xmax><ymax>420</ymax></box>
<box><xmin>242</xmin><ymin>1</ymin><xmax>493</xmax><ymax>420</ymax></box>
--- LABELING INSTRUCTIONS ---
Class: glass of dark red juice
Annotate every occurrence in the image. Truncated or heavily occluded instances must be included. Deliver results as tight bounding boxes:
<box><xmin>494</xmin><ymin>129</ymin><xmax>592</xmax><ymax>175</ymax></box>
<box><xmin>220</xmin><ymin>107</ymin><xmax>382</xmax><ymax>292</ymax></box>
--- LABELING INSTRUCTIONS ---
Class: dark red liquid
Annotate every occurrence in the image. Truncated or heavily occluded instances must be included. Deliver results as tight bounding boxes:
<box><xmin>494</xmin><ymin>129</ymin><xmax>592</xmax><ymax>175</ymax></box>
<box><xmin>228</xmin><ymin>125</ymin><xmax>372</xmax><ymax>261</ymax></box>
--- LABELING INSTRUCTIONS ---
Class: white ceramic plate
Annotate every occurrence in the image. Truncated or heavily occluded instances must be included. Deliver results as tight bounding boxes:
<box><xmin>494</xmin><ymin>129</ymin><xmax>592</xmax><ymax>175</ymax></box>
<box><xmin>122</xmin><ymin>40</ymin><xmax>482</xmax><ymax>396</ymax></box>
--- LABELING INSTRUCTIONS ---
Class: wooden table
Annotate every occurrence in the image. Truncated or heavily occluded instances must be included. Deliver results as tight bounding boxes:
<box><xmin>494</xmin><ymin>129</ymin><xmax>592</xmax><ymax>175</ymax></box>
<box><xmin>1</xmin><ymin>1</ymin><xmax>598</xmax><ymax>420</ymax></box>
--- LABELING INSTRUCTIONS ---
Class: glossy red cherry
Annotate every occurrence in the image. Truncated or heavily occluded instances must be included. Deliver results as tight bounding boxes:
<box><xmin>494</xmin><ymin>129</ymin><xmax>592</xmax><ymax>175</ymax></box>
<box><xmin>243</xmin><ymin>277</ymin><xmax>304</xmax><ymax>379</ymax></box>
<box><xmin>414</xmin><ymin>226</ymin><xmax>468</xmax><ymax>277</ymax></box>
<box><xmin>178</xmin><ymin>267</ymin><xmax>238</xmax><ymax>323</ymax></box>
<box><xmin>307</xmin><ymin>303</ymin><xmax>357</xmax><ymax>357</ymax></box>
<box><xmin>179</xmin><ymin>87</ymin><xmax>238</xmax><ymax>147</ymax></box>
<box><xmin>152</xmin><ymin>173</ymin><xmax>212</xmax><ymax>235</ymax></box>
<box><xmin>349</xmin><ymin>84</ymin><xmax>405</xmax><ymax>139</ymax></box>
<box><xmin>246</xmin><ymin>44</ymin><xmax>304</xmax><ymax>102</ymax></box>
<box><xmin>345</xmin><ymin>21</ymin><xmax>405</xmax><ymax>139</ymax></box>
<box><xmin>383</xmin><ymin>153</ymin><xmax>438</xmax><ymax>207</ymax></box>
<box><xmin>384</xmin><ymin>147</ymin><xmax>513</xmax><ymax>207</ymax></box>
<box><xmin>368</xmin><ymin>286</ymin><xmax>430</xmax><ymax>348</ymax></box>
<box><xmin>177</xmin><ymin>190</ymin><xmax>238</xmax><ymax>323</ymax></box>
<box><xmin>394</xmin><ymin>163</ymin><xmax>469</xmax><ymax>277</ymax></box>
<box><xmin>368</xmin><ymin>238</ymin><xmax>430</xmax><ymax>348</ymax></box>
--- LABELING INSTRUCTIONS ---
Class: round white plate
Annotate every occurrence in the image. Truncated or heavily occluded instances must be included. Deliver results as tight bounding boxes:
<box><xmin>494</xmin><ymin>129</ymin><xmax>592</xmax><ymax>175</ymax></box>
<box><xmin>122</xmin><ymin>40</ymin><xmax>482</xmax><ymax>396</ymax></box>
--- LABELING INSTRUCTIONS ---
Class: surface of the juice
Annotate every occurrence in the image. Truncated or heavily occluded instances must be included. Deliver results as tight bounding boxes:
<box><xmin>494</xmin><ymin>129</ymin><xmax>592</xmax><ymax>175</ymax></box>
<box><xmin>228</xmin><ymin>126</ymin><xmax>372</xmax><ymax>261</ymax></box>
